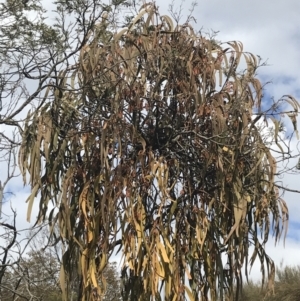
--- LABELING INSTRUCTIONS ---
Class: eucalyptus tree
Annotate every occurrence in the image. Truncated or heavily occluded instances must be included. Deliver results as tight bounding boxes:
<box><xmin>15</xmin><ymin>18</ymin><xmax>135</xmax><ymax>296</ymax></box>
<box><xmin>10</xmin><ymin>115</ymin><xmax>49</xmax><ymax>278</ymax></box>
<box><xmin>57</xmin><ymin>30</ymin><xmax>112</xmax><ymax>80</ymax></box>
<box><xmin>0</xmin><ymin>0</ymin><xmax>127</xmax><ymax>152</ymax></box>
<box><xmin>0</xmin><ymin>0</ymin><xmax>129</xmax><ymax>299</ymax></box>
<box><xmin>18</xmin><ymin>2</ymin><xmax>299</xmax><ymax>301</ymax></box>
<box><xmin>0</xmin><ymin>225</ymin><xmax>122</xmax><ymax>301</ymax></box>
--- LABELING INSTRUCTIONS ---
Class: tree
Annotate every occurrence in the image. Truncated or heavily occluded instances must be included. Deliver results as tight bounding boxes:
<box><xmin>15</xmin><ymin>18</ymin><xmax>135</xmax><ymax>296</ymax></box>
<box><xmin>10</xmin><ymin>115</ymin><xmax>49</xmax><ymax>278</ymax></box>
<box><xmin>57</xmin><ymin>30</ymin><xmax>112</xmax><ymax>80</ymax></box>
<box><xmin>0</xmin><ymin>142</ymin><xmax>23</xmax><ymax>299</ymax></box>
<box><xmin>0</xmin><ymin>0</ymin><xmax>130</xmax><ymax>300</ymax></box>
<box><xmin>2</xmin><ymin>249</ymin><xmax>62</xmax><ymax>301</ymax></box>
<box><xmin>1</xmin><ymin>250</ymin><xmax>122</xmax><ymax>301</ymax></box>
<box><xmin>2</xmin><ymin>251</ymin><xmax>121</xmax><ymax>301</ymax></box>
<box><xmin>0</xmin><ymin>0</ymin><xmax>87</xmax><ymax>297</ymax></box>
<box><xmin>0</xmin><ymin>209</ymin><xmax>18</xmax><ymax>298</ymax></box>
<box><xmin>15</xmin><ymin>2</ymin><xmax>300</xmax><ymax>301</ymax></box>
<box><xmin>0</xmin><ymin>0</ymin><xmax>121</xmax><ymax>169</ymax></box>
<box><xmin>1</xmin><ymin>225</ymin><xmax>122</xmax><ymax>301</ymax></box>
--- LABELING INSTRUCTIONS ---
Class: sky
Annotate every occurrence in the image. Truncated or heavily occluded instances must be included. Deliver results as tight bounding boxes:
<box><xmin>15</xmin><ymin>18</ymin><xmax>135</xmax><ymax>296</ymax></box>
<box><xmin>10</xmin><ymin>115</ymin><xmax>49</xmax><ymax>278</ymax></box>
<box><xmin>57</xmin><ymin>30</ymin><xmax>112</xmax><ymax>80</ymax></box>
<box><xmin>1</xmin><ymin>0</ymin><xmax>300</xmax><ymax>285</ymax></box>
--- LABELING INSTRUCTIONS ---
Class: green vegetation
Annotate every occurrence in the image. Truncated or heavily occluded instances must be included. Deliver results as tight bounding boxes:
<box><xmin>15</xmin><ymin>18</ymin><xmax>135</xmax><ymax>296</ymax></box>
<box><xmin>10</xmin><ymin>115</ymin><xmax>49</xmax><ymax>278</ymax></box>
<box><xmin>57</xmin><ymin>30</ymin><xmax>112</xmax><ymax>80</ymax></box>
<box><xmin>0</xmin><ymin>226</ymin><xmax>122</xmax><ymax>301</ymax></box>
<box><xmin>241</xmin><ymin>264</ymin><xmax>300</xmax><ymax>301</ymax></box>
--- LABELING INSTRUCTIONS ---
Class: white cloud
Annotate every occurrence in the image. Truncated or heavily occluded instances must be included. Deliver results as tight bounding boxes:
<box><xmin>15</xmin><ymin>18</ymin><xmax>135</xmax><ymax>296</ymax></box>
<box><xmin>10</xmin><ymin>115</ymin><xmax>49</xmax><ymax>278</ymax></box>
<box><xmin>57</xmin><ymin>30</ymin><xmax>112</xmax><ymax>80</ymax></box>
<box><xmin>249</xmin><ymin>236</ymin><xmax>300</xmax><ymax>282</ymax></box>
<box><xmin>159</xmin><ymin>0</ymin><xmax>300</xmax><ymax>99</ymax></box>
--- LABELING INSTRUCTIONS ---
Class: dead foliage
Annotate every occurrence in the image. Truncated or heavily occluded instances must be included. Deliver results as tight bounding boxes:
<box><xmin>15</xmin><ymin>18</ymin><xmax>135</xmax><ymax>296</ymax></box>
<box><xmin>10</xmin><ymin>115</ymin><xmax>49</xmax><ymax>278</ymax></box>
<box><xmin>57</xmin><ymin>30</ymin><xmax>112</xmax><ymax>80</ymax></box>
<box><xmin>19</xmin><ymin>4</ymin><xmax>298</xmax><ymax>301</ymax></box>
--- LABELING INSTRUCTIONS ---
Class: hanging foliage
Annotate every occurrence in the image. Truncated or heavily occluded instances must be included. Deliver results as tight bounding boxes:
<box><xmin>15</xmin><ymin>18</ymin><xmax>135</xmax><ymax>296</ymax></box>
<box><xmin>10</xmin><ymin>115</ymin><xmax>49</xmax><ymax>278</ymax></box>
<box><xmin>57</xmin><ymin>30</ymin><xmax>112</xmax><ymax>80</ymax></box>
<box><xmin>19</xmin><ymin>4</ymin><xmax>297</xmax><ymax>301</ymax></box>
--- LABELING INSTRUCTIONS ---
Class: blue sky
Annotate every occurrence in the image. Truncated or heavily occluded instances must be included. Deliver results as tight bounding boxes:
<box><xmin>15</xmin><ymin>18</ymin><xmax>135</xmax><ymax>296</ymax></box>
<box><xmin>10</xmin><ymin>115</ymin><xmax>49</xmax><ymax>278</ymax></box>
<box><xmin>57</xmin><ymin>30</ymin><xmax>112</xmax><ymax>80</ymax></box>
<box><xmin>1</xmin><ymin>0</ymin><xmax>300</xmax><ymax>284</ymax></box>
